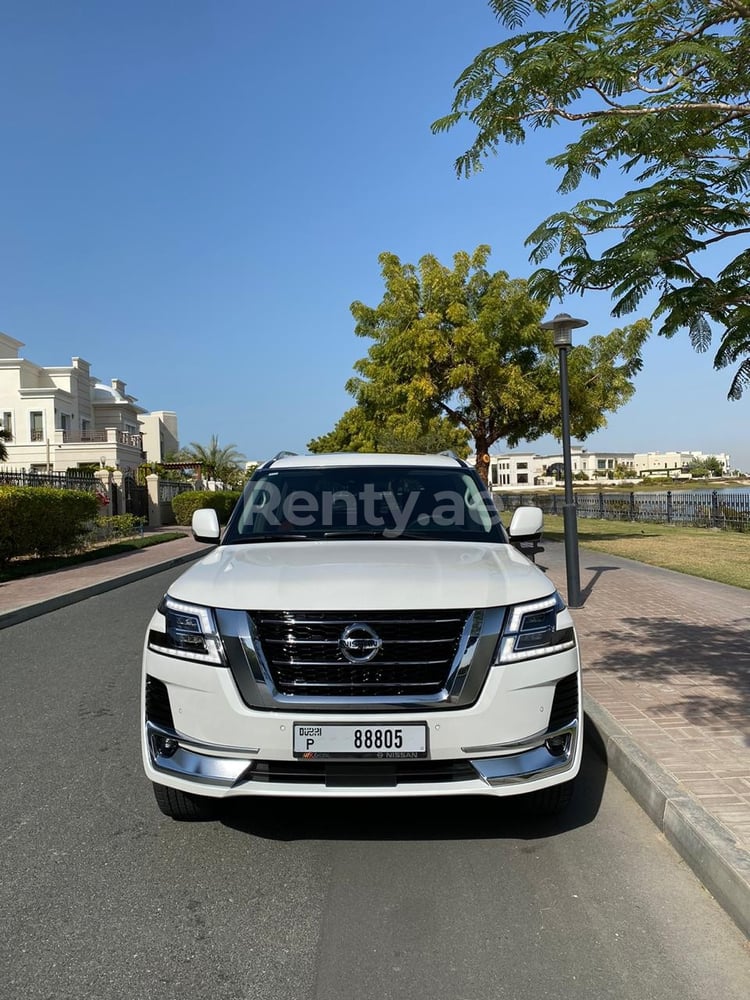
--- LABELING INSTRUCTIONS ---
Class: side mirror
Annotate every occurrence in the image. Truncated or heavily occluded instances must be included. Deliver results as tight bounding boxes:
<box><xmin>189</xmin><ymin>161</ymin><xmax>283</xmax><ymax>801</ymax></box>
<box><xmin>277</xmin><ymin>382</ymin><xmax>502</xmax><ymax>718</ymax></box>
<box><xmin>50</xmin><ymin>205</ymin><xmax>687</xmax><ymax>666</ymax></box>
<box><xmin>508</xmin><ymin>506</ymin><xmax>544</xmax><ymax>561</ymax></box>
<box><xmin>192</xmin><ymin>507</ymin><xmax>221</xmax><ymax>544</ymax></box>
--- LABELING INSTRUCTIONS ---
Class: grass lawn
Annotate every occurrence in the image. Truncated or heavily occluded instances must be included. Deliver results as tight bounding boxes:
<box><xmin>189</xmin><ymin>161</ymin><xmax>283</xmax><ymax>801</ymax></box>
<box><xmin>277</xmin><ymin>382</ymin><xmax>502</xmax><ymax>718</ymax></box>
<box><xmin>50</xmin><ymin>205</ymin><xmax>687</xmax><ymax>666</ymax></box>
<box><xmin>541</xmin><ymin>515</ymin><xmax>750</xmax><ymax>590</ymax></box>
<box><xmin>0</xmin><ymin>532</ymin><xmax>185</xmax><ymax>583</ymax></box>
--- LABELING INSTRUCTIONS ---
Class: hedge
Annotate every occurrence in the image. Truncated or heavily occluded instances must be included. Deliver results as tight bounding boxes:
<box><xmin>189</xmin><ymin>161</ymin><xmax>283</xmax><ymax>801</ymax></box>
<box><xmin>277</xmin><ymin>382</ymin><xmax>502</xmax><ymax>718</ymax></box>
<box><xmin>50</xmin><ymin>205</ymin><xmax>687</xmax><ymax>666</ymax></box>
<box><xmin>0</xmin><ymin>486</ymin><xmax>99</xmax><ymax>564</ymax></box>
<box><xmin>171</xmin><ymin>490</ymin><xmax>241</xmax><ymax>526</ymax></box>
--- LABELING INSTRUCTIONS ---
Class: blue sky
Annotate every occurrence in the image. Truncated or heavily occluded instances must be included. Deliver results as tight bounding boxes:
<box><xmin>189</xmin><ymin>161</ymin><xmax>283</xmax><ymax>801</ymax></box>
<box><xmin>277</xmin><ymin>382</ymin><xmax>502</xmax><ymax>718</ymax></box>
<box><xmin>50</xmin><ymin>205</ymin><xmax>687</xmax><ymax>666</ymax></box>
<box><xmin>2</xmin><ymin>0</ymin><xmax>748</xmax><ymax>472</ymax></box>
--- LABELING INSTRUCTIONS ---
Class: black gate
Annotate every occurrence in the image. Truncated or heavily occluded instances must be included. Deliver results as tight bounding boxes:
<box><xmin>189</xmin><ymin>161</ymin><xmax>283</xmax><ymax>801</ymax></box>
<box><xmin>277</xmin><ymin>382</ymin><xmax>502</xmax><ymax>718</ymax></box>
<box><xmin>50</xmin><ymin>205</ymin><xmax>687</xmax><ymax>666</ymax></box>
<box><xmin>124</xmin><ymin>474</ymin><xmax>148</xmax><ymax>518</ymax></box>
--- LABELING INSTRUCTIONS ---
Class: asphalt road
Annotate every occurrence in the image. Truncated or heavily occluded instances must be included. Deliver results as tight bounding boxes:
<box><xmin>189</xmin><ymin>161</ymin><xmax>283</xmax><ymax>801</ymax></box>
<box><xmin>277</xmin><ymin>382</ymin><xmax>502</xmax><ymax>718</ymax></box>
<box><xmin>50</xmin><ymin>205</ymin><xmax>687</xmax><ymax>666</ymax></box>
<box><xmin>2</xmin><ymin>568</ymin><xmax>748</xmax><ymax>1000</ymax></box>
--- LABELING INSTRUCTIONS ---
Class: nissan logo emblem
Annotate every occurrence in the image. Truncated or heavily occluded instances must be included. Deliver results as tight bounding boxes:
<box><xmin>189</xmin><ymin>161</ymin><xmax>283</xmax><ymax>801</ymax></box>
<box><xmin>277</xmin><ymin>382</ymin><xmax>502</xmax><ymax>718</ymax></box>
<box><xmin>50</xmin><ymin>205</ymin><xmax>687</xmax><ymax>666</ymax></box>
<box><xmin>339</xmin><ymin>622</ymin><xmax>383</xmax><ymax>664</ymax></box>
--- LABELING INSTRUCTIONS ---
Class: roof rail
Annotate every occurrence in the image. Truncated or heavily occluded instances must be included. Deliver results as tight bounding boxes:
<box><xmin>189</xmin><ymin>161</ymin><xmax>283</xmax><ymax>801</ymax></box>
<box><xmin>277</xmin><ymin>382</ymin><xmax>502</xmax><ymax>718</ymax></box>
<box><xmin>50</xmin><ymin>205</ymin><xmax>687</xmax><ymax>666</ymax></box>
<box><xmin>271</xmin><ymin>450</ymin><xmax>298</xmax><ymax>460</ymax></box>
<box><xmin>438</xmin><ymin>450</ymin><xmax>469</xmax><ymax>466</ymax></box>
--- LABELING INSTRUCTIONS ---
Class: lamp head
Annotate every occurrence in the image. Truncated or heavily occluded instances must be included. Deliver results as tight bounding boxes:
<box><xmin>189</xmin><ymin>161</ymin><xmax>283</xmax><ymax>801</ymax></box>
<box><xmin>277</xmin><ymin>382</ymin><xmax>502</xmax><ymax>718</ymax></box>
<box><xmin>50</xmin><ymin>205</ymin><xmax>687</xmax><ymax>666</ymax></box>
<box><xmin>541</xmin><ymin>312</ymin><xmax>588</xmax><ymax>347</ymax></box>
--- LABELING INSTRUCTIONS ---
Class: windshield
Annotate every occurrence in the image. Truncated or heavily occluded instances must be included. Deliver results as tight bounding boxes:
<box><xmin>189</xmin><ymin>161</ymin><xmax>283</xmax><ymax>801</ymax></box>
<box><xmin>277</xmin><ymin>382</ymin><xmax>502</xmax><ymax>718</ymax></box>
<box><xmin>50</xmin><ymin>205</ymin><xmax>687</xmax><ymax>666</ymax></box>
<box><xmin>222</xmin><ymin>465</ymin><xmax>507</xmax><ymax>544</ymax></box>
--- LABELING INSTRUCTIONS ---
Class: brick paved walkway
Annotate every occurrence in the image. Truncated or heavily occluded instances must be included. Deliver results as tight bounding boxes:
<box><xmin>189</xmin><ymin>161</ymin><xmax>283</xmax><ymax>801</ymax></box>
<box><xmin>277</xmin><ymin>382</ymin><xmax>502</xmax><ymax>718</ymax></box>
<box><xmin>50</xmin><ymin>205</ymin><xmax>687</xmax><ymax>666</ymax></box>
<box><xmin>542</xmin><ymin>541</ymin><xmax>750</xmax><ymax>854</ymax></box>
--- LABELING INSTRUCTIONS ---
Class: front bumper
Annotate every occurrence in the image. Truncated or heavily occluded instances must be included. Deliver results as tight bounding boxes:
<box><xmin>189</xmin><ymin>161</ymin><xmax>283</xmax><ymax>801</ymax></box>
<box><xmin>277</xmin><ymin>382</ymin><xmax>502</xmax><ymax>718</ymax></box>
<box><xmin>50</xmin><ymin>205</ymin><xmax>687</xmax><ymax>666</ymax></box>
<box><xmin>141</xmin><ymin>644</ymin><xmax>583</xmax><ymax>800</ymax></box>
<box><xmin>145</xmin><ymin>717</ymin><xmax>580</xmax><ymax>798</ymax></box>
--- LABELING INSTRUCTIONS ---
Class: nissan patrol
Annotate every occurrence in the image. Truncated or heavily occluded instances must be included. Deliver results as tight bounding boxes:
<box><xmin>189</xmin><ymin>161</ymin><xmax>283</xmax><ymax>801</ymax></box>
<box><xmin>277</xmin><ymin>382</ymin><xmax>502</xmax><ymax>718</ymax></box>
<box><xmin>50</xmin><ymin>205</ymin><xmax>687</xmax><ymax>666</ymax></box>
<box><xmin>141</xmin><ymin>453</ymin><xmax>582</xmax><ymax>819</ymax></box>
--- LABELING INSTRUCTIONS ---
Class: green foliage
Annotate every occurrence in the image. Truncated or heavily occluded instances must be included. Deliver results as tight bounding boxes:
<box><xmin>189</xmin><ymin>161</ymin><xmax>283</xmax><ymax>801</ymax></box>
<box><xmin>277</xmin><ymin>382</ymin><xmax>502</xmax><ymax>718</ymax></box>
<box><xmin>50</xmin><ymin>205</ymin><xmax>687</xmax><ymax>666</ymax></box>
<box><xmin>177</xmin><ymin>436</ymin><xmax>246</xmax><ymax>487</ymax></box>
<box><xmin>308</xmin><ymin>406</ymin><xmax>471</xmax><ymax>456</ymax></box>
<box><xmin>0</xmin><ymin>487</ymin><xmax>98</xmax><ymax>564</ymax></box>
<box><xmin>433</xmin><ymin>0</ymin><xmax>750</xmax><ymax>398</ymax></box>
<box><xmin>96</xmin><ymin>513</ymin><xmax>144</xmax><ymax>539</ymax></box>
<box><xmin>171</xmin><ymin>490</ymin><xmax>240</xmax><ymax>526</ymax></box>
<box><xmin>686</xmin><ymin>454</ymin><xmax>725</xmax><ymax>477</ymax></box>
<box><xmin>0</xmin><ymin>428</ymin><xmax>10</xmax><ymax>463</ymax></box>
<box><xmin>316</xmin><ymin>246</ymin><xmax>647</xmax><ymax>481</ymax></box>
<box><xmin>67</xmin><ymin>464</ymin><xmax>98</xmax><ymax>476</ymax></box>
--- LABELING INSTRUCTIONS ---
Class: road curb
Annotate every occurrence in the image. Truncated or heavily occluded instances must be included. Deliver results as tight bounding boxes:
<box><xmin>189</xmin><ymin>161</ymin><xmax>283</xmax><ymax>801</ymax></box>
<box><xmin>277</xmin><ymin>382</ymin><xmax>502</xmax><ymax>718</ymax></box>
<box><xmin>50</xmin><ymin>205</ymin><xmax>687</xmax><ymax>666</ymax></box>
<box><xmin>0</xmin><ymin>549</ymin><xmax>203</xmax><ymax>630</ymax></box>
<box><xmin>584</xmin><ymin>692</ymin><xmax>750</xmax><ymax>938</ymax></box>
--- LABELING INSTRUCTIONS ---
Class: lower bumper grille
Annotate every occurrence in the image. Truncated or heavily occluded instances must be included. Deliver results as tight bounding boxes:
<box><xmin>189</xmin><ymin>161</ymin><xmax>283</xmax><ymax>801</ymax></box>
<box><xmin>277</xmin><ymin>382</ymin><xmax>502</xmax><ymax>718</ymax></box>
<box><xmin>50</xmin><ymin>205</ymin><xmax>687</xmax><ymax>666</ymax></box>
<box><xmin>245</xmin><ymin>759</ymin><xmax>477</xmax><ymax>787</ymax></box>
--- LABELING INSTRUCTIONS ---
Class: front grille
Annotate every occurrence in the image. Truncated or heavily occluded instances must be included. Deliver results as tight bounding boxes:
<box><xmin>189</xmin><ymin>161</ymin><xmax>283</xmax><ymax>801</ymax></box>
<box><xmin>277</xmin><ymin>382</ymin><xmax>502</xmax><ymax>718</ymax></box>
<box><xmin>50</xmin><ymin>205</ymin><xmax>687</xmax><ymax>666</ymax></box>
<box><xmin>245</xmin><ymin>759</ymin><xmax>477</xmax><ymax>786</ymax></box>
<box><xmin>145</xmin><ymin>675</ymin><xmax>174</xmax><ymax>729</ymax></box>
<box><xmin>547</xmin><ymin>673</ymin><xmax>578</xmax><ymax>731</ymax></box>
<box><xmin>251</xmin><ymin>610</ymin><xmax>470</xmax><ymax>697</ymax></box>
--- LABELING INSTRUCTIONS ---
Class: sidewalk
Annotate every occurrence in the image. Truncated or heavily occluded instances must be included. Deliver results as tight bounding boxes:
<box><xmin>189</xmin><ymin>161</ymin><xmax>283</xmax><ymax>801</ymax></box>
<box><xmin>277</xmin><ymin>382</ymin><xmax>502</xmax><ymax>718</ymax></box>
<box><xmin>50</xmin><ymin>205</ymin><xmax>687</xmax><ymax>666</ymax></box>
<box><xmin>0</xmin><ymin>532</ymin><xmax>748</xmax><ymax>936</ymax></box>
<box><xmin>541</xmin><ymin>540</ymin><xmax>750</xmax><ymax>937</ymax></box>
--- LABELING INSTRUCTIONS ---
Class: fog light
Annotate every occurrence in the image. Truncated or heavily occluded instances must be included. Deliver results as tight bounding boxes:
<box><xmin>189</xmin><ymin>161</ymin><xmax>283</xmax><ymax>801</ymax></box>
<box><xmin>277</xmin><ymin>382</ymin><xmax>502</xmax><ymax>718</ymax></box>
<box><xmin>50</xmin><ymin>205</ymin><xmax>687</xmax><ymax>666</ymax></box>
<box><xmin>545</xmin><ymin>734</ymin><xmax>569</xmax><ymax>757</ymax></box>
<box><xmin>157</xmin><ymin>736</ymin><xmax>179</xmax><ymax>758</ymax></box>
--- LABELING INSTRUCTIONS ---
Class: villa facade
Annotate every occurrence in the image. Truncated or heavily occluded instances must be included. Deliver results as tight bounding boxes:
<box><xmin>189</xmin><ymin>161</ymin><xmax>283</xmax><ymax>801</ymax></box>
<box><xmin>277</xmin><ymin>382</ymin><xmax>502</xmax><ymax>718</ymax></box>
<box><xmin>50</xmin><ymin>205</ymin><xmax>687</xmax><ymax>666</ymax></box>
<box><xmin>0</xmin><ymin>331</ymin><xmax>178</xmax><ymax>472</ymax></box>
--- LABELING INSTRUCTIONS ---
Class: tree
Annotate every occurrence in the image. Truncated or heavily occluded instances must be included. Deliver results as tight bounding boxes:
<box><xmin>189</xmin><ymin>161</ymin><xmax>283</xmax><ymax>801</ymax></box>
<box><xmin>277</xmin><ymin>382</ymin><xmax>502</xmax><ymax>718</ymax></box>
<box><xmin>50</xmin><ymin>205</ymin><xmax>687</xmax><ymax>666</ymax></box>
<box><xmin>432</xmin><ymin>0</ymin><xmax>750</xmax><ymax>398</ymax></box>
<box><xmin>687</xmin><ymin>454</ymin><xmax>724</xmax><ymax>476</ymax></box>
<box><xmin>308</xmin><ymin>405</ymin><xmax>471</xmax><ymax>456</ymax></box>
<box><xmin>318</xmin><ymin>245</ymin><xmax>648</xmax><ymax>484</ymax></box>
<box><xmin>179</xmin><ymin>435</ymin><xmax>246</xmax><ymax>487</ymax></box>
<box><xmin>0</xmin><ymin>428</ymin><xmax>10</xmax><ymax>463</ymax></box>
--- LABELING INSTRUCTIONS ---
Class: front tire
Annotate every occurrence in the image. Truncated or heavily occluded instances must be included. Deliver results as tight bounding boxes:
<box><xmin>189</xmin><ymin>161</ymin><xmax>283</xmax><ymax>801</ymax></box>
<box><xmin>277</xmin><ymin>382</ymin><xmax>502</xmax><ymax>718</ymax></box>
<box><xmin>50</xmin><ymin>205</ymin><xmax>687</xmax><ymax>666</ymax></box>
<box><xmin>152</xmin><ymin>782</ymin><xmax>216</xmax><ymax>822</ymax></box>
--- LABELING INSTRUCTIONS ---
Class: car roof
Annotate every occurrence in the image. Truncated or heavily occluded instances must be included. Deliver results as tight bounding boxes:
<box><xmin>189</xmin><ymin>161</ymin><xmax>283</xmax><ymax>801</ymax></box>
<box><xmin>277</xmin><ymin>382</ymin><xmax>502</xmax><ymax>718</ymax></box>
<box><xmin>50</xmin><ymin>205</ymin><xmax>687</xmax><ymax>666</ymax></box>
<box><xmin>260</xmin><ymin>452</ymin><xmax>467</xmax><ymax>471</ymax></box>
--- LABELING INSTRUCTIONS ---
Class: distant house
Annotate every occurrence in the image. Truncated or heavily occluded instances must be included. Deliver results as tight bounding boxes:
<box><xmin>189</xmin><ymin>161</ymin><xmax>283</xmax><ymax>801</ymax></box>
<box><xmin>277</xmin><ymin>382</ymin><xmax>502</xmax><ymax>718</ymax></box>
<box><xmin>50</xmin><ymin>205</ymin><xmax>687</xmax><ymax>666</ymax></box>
<box><xmin>0</xmin><ymin>331</ymin><xmax>179</xmax><ymax>472</ymax></box>
<box><xmin>633</xmin><ymin>450</ymin><xmax>732</xmax><ymax>477</ymax></box>
<box><xmin>482</xmin><ymin>446</ymin><xmax>733</xmax><ymax>487</ymax></box>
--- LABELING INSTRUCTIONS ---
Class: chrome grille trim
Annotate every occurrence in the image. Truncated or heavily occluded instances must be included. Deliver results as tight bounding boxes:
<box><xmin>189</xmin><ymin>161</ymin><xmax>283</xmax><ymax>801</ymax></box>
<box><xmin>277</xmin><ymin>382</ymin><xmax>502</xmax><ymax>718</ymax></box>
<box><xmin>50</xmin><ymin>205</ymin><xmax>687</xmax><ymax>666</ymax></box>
<box><xmin>214</xmin><ymin>607</ymin><xmax>505</xmax><ymax>712</ymax></box>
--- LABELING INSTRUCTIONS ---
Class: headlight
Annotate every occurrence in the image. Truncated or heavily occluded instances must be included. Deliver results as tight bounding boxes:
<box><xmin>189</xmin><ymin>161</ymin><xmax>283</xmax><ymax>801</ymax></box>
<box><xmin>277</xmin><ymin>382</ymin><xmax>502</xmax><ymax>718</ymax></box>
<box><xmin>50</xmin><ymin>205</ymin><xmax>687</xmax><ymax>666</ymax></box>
<box><xmin>147</xmin><ymin>595</ymin><xmax>226</xmax><ymax>665</ymax></box>
<box><xmin>495</xmin><ymin>592</ymin><xmax>576</xmax><ymax>664</ymax></box>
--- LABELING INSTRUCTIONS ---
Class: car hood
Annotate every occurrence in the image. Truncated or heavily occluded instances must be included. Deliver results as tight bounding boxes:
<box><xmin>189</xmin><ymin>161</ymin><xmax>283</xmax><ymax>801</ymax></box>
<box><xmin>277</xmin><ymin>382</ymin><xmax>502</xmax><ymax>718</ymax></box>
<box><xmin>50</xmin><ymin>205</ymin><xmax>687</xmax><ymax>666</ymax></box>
<box><xmin>168</xmin><ymin>539</ymin><xmax>554</xmax><ymax>611</ymax></box>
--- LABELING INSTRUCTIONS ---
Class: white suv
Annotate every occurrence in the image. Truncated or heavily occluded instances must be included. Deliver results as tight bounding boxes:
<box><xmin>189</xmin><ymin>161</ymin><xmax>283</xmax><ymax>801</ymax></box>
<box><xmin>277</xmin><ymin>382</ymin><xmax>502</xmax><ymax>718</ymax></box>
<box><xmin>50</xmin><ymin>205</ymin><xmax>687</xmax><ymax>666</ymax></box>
<box><xmin>141</xmin><ymin>453</ymin><xmax>582</xmax><ymax>820</ymax></box>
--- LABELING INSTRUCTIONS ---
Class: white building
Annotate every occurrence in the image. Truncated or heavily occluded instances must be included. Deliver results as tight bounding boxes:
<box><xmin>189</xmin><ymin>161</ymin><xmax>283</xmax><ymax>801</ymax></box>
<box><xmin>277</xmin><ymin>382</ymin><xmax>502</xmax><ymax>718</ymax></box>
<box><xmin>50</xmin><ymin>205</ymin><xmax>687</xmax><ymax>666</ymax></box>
<box><xmin>0</xmin><ymin>331</ymin><xmax>178</xmax><ymax>472</ymax></box>
<box><xmin>485</xmin><ymin>448</ymin><xmax>636</xmax><ymax>487</ymax></box>
<box><xmin>485</xmin><ymin>446</ymin><xmax>733</xmax><ymax>487</ymax></box>
<box><xmin>633</xmin><ymin>450</ymin><xmax>732</xmax><ymax>476</ymax></box>
<box><xmin>487</xmin><ymin>453</ymin><xmax>538</xmax><ymax>487</ymax></box>
<box><xmin>139</xmin><ymin>410</ymin><xmax>180</xmax><ymax>464</ymax></box>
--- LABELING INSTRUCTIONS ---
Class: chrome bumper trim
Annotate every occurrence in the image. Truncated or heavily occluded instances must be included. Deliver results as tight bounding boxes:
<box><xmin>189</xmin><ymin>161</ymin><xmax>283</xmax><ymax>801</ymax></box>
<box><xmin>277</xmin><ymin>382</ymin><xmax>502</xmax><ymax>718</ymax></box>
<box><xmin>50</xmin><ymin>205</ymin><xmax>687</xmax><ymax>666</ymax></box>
<box><xmin>146</xmin><ymin>719</ymin><xmax>579</xmax><ymax>790</ymax></box>
<box><xmin>469</xmin><ymin>721</ymin><xmax>578</xmax><ymax>785</ymax></box>
<box><xmin>462</xmin><ymin>719</ymin><xmax>576</xmax><ymax>756</ymax></box>
<box><xmin>146</xmin><ymin>722</ymin><xmax>255</xmax><ymax>787</ymax></box>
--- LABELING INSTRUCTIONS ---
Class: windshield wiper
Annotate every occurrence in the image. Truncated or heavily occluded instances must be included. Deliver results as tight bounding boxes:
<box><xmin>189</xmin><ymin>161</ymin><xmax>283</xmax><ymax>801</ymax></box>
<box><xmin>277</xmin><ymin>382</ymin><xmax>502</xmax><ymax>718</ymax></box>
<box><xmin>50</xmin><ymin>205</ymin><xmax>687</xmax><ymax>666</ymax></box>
<box><xmin>226</xmin><ymin>533</ymin><xmax>313</xmax><ymax>544</ymax></box>
<box><xmin>322</xmin><ymin>529</ymin><xmax>428</xmax><ymax>540</ymax></box>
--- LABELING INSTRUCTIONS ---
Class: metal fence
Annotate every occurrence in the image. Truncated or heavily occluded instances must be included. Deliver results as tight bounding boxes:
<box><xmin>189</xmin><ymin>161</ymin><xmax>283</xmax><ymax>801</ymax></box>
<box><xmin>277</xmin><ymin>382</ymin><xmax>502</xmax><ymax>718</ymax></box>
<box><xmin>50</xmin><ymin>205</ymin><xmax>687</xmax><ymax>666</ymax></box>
<box><xmin>494</xmin><ymin>489</ymin><xmax>750</xmax><ymax>531</ymax></box>
<box><xmin>158</xmin><ymin>480</ymin><xmax>194</xmax><ymax>503</ymax></box>
<box><xmin>0</xmin><ymin>469</ymin><xmax>99</xmax><ymax>491</ymax></box>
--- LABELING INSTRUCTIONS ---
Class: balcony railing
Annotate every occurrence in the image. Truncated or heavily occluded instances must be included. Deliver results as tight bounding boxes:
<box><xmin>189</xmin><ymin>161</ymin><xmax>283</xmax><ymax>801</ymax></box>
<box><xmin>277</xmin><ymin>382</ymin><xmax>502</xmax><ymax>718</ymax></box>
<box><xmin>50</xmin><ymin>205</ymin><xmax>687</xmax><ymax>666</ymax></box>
<box><xmin>58</xmin><ymin>429</ymin><xmax>143</xmax><ymax>448</ymax></box>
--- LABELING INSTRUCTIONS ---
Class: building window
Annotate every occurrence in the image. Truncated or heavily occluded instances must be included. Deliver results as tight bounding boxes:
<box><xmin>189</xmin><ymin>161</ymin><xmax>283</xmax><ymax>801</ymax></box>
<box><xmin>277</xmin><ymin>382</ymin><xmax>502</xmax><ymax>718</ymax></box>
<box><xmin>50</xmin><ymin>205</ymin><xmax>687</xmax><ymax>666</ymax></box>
<box><xmin>517</xmin><ymin>473</ymin><xmax>529</xmax><ymax>484</ymax></box>
<box><xmin>516</xmin><ymin>462</ymin><xmax>528</xmax><ymax>470</ymax></box>
<box><xmin>30</xmin><ymin>412</ymin><xmax>44</xmax><ymax>442</ymax></box>
<box><xmin>1</xmin><ymin>411</ymin><xmax>12</xmax><ymax>439</ymax></box>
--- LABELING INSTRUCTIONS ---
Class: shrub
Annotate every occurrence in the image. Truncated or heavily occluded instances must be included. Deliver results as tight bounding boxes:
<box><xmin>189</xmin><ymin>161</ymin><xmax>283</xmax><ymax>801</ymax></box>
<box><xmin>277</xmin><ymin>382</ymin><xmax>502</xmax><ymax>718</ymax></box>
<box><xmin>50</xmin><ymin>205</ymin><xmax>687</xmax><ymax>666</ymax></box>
<box><xmin>171</xmin><ymin>490</ymin><xmax>240</xmax><ymax>526</ymax></box>
<box><xmin>95</xmin><ymin>513</ymin><xmax>144</xmax><ymax>539</ymax></box>
<box><xmin>0</xmin><ymin>486</ymin><xmax>99</xmax><ymax>564</ymax></box>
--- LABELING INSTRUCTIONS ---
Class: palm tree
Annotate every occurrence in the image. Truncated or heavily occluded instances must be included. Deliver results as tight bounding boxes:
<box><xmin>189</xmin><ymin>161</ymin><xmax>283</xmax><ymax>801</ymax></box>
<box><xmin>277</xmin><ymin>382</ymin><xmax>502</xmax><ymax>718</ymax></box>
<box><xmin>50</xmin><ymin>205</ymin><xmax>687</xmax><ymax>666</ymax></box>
<box><xmin>180</xmin><ymin>435</ymin><xmax>246</xmax><ymax>487</ymax></box>
<box><xmin>0</xmin><ymin>428</ymin><xmax>11</xmax><ymax>463</ymax></box>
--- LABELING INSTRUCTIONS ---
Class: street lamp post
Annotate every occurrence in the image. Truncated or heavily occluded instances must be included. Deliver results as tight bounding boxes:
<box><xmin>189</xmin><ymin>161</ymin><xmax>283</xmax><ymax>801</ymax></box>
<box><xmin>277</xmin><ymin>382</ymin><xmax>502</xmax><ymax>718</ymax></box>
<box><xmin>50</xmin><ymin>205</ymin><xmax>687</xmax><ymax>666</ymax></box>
<box><xmin>541</xmin><ymin>312</ymin><xmax>588</xmax><ymax>608</ymax></box>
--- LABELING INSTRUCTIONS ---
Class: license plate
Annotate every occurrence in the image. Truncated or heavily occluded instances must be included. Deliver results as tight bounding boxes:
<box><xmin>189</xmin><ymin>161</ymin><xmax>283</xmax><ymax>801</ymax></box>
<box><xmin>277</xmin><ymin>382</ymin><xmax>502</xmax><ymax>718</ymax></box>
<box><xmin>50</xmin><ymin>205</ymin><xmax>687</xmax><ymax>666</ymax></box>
<box><xmin>293</xmin><ymin>723</ymin><xmax>428</xmax><ymax>759</ymax></box>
